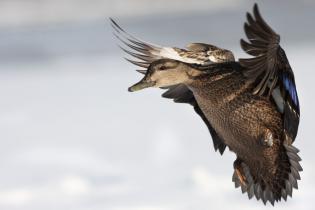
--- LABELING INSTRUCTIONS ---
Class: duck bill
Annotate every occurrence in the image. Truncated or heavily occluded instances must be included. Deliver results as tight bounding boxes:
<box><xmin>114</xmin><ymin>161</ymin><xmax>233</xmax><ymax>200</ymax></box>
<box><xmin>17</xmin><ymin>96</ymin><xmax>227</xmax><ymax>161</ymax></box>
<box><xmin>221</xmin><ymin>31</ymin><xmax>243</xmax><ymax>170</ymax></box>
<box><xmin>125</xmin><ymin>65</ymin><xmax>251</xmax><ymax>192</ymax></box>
<box><xmin>128</xmin><ymin>79</ymin><xmax>156</xmax><ymax>92</ymax></box>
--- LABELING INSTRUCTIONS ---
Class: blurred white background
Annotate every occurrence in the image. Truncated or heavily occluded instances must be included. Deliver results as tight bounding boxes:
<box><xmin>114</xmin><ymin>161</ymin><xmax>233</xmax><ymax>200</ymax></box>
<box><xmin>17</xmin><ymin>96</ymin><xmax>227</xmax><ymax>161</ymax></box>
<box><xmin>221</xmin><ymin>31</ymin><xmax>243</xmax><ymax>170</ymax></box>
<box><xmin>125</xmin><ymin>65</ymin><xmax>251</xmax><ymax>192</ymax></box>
<box><xmin>0</xmin><ymin>0</ymin><xmax>314</xmax><ymax>209</ymax></box>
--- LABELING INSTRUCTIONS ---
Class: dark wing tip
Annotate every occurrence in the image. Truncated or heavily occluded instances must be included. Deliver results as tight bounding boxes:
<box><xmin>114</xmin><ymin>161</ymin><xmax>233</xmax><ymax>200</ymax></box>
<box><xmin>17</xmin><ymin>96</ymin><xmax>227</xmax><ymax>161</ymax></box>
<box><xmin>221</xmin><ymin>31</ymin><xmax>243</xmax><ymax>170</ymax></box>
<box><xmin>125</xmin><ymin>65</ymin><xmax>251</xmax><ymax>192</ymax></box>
<box><xmin>109</xmin><ymin>17</ymin><xmax>125</xmax><ymax>33</ymax></box>
<box><xmin>240</xmin><ymin>39</ymin><xmax>247</xmax><ymax>50</ymax></box>
<box><xmin>253</xmin><ymin>3</ymin><xmax>264</xmax><ymax>23</ymax></box>
<box><xmin>136</xmin><ymin>70</ymin><xmax>147</xmax><ymax>75</ymax></box>
<box><xmin>253</xmin><ymin>3</ymin><xmax>259</xmax><ymax>13</ymax></box>
<box><xmin>111</xmin><ymin>19</ymin><xmax>164</xmax><ymax>69</ymax></box>
<box><xmin>124</xmin><ymin>57</ymin><xmax>149</xmax><ymax>68</ymax></box>
<box><xmin>246</xmin><ymin>12</ymin><xmax>254</xmax><ymax>25</ymax></box>
<box><xmin>240</xmin><ymin>3</ymin><xmax>282</xmax><ymax>96</ymax></box>
<box><xmin>253</xmin><ymin>3</ymin><xmax>262</xmax><ymax>22</ymax></box>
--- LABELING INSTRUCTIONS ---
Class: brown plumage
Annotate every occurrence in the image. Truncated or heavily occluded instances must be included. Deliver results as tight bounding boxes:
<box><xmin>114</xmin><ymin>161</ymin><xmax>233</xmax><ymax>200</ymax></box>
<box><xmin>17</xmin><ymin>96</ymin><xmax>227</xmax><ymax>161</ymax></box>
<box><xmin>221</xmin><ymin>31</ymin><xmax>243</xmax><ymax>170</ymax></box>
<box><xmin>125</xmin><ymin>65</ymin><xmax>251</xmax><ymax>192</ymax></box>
<box><xmin>112</xmin><ymin>3</ymin><xmax>302</xmax><ymax>205</ymax></box>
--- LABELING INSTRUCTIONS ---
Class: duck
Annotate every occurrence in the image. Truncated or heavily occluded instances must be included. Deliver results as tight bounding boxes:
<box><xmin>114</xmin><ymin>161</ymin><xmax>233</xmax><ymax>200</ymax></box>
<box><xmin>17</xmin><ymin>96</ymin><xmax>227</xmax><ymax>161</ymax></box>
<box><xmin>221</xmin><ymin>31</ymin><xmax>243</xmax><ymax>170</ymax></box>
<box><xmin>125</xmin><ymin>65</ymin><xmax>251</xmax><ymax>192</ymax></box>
<box><xmin>111</xmin><ymin>3</ymin><xmax>301</xmax><ymax>205</ymax></box>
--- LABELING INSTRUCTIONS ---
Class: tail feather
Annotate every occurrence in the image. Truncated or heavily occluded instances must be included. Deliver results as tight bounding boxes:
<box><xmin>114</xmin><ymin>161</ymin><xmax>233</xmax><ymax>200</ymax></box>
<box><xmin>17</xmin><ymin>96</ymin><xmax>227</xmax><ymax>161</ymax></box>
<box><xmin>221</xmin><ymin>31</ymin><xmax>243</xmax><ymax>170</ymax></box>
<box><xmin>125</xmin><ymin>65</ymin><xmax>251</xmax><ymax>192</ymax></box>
<box><xmin>232</xmin><ymin>143</ymin><xmax>302</xmax><ymax>205</ymax></box>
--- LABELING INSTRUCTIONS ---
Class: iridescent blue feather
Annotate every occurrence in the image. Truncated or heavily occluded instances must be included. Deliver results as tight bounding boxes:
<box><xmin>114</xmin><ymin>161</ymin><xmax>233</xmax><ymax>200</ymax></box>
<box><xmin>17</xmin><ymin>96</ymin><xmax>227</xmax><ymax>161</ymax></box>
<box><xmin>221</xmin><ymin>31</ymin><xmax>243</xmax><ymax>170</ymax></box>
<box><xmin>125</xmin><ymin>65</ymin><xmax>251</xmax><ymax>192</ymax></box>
<box><xmin>282</xmin><ymin>73</ymin><xmax>299</xmax><ymax>110</ymax></box>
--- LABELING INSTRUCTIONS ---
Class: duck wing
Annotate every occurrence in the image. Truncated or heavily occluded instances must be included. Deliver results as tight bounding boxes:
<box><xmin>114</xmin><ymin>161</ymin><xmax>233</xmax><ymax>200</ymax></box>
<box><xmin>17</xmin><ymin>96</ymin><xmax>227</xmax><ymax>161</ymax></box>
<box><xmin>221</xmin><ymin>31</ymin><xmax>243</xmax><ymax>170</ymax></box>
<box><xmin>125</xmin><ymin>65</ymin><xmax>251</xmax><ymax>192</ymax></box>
<box><xmin>162</xmin><ymin>84</ymin><xmax>227</xmax><ymax>155</ymax></box>
<box><xmin>239</xmin><ymin>4</ymin><xmax>300</xmax><ymax>142</ymax></box>
<box><xmin>186</xmin><ymin>43</ymin><xmax>235</xmax><ymax>63</ymax></box>
<box><xmin>232</xmin><ymin>4</ymin><xmax>302</xmax><ymax>205</ymax></box>
<box><xmin>110</xmin><ymin>18</ymin><xmax>234</xmax><ymax>73</ymax></box>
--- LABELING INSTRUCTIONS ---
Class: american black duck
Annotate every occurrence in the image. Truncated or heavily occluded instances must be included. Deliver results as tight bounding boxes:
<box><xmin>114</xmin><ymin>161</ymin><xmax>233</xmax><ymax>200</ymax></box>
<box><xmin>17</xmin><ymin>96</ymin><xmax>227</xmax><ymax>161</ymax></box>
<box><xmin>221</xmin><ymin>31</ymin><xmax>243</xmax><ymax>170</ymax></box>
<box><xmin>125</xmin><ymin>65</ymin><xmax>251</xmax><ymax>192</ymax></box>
<box><xmin>111</xmin><ymin>4</ymin><xmax>301</xmax><ymax>205</ymax></box>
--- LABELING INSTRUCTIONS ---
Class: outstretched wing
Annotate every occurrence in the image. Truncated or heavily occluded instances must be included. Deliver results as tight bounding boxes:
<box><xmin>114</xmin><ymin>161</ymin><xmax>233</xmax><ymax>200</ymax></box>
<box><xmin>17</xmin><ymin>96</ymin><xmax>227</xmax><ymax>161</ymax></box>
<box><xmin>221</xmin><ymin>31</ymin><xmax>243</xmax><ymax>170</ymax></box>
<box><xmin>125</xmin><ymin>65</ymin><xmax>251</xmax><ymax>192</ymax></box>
<box><xmin>239</xmin><ymin>4</ymin><xmax>300</xmax><ymax>142</ymax></box>
<box><xmin>110</xmin><ymin>18</ymin><xmax>234</xmax><ymax>73</ymax></box>
<box><xmin>162</xmin><ymin>84</ymin><xmax>227</xmax><ymax>154</ymax></box>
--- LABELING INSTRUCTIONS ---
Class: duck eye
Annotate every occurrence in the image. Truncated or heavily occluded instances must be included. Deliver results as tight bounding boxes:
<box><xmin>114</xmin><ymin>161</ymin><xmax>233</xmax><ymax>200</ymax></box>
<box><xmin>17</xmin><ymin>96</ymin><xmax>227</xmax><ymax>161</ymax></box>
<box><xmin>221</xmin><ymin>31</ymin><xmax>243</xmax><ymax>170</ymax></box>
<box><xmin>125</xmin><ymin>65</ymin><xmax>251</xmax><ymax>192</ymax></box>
<box><xmin>159</xmin><ymin>65</ymin><xmax>167</xmax><ymax>70</ymax></box>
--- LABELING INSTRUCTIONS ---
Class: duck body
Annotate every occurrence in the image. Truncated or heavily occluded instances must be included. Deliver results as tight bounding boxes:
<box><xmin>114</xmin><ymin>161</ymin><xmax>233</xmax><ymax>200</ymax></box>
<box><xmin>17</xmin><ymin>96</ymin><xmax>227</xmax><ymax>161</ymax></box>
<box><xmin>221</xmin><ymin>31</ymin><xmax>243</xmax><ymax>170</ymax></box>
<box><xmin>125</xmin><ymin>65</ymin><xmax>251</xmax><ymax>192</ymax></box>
<box><xmin>189</xmin><ymin>63</ymin><xmax>281</xmax><ymax>153</ymax></box>
<box><xmin>189</xmin><ymin>62</ymin><xmax>284</xmax><ymax>185</ymax></box>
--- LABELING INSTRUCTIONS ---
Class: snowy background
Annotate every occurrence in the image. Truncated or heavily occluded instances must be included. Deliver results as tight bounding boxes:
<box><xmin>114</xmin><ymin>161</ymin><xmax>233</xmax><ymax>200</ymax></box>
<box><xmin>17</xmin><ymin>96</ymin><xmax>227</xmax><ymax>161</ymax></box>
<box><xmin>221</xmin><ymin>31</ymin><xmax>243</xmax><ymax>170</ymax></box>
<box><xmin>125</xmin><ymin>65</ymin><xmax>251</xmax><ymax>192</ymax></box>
<box><xmin>0</xmin><ymin>0</ymin><xmax>314</xmax><ymax>209</ymax></box>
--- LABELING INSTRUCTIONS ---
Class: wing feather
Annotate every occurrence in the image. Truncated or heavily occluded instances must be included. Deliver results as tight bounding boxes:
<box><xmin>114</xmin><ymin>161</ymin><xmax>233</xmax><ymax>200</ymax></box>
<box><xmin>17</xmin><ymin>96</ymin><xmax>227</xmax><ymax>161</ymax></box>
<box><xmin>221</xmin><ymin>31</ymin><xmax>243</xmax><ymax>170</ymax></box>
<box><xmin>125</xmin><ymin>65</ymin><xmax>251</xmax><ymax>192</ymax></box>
<box><xmin>111</xmin><ymin>18</ymin><xmax>207</xmax><ymax>69</ymax></box>
<box><xmin>239</xmin><ymin>4</ymin><xmax>300</xmax><ymax>142</ymax></box>
<box><xmin>110</xmin><ymin>18</ymin><xmax>235</xmax><ymax>72</ymax></box>
<box><xmin>162</xmin><ymin>84</ymin><xmax>227</xmax><ymax>154</ymax></box>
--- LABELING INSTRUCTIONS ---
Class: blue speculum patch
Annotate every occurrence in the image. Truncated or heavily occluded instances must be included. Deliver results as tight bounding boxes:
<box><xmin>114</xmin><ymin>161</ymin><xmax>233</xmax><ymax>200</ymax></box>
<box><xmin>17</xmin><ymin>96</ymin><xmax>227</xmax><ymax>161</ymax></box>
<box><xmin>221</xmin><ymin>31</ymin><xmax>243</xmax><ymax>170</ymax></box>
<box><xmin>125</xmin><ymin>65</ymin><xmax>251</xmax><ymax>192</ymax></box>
<box><xmin>283</xmin><ymin>74</ymin><xmax>299</xmax><ymax>109</ymax></box>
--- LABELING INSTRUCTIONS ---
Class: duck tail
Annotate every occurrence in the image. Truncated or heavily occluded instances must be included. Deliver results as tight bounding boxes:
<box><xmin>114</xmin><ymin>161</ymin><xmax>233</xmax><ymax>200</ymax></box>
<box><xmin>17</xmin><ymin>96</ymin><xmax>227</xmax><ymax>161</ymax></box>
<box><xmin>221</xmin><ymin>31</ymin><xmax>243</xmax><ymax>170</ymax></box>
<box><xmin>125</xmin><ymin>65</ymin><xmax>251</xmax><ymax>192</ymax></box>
<box><xmin>232</xmin><ymin>142</ymin><xmax>302</xmax><ymax>205</ymax></box>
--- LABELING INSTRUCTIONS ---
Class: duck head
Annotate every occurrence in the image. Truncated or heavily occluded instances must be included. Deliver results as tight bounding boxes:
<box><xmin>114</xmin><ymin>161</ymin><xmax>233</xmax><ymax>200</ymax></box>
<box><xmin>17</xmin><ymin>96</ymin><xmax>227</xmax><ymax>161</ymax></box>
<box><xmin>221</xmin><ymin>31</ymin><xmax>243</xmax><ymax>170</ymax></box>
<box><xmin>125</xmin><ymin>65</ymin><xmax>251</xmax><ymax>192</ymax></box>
<box><xmin>128</xmin><ymin>59</ymin><xmax>203</xmax><ymax>92</ymax></box>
